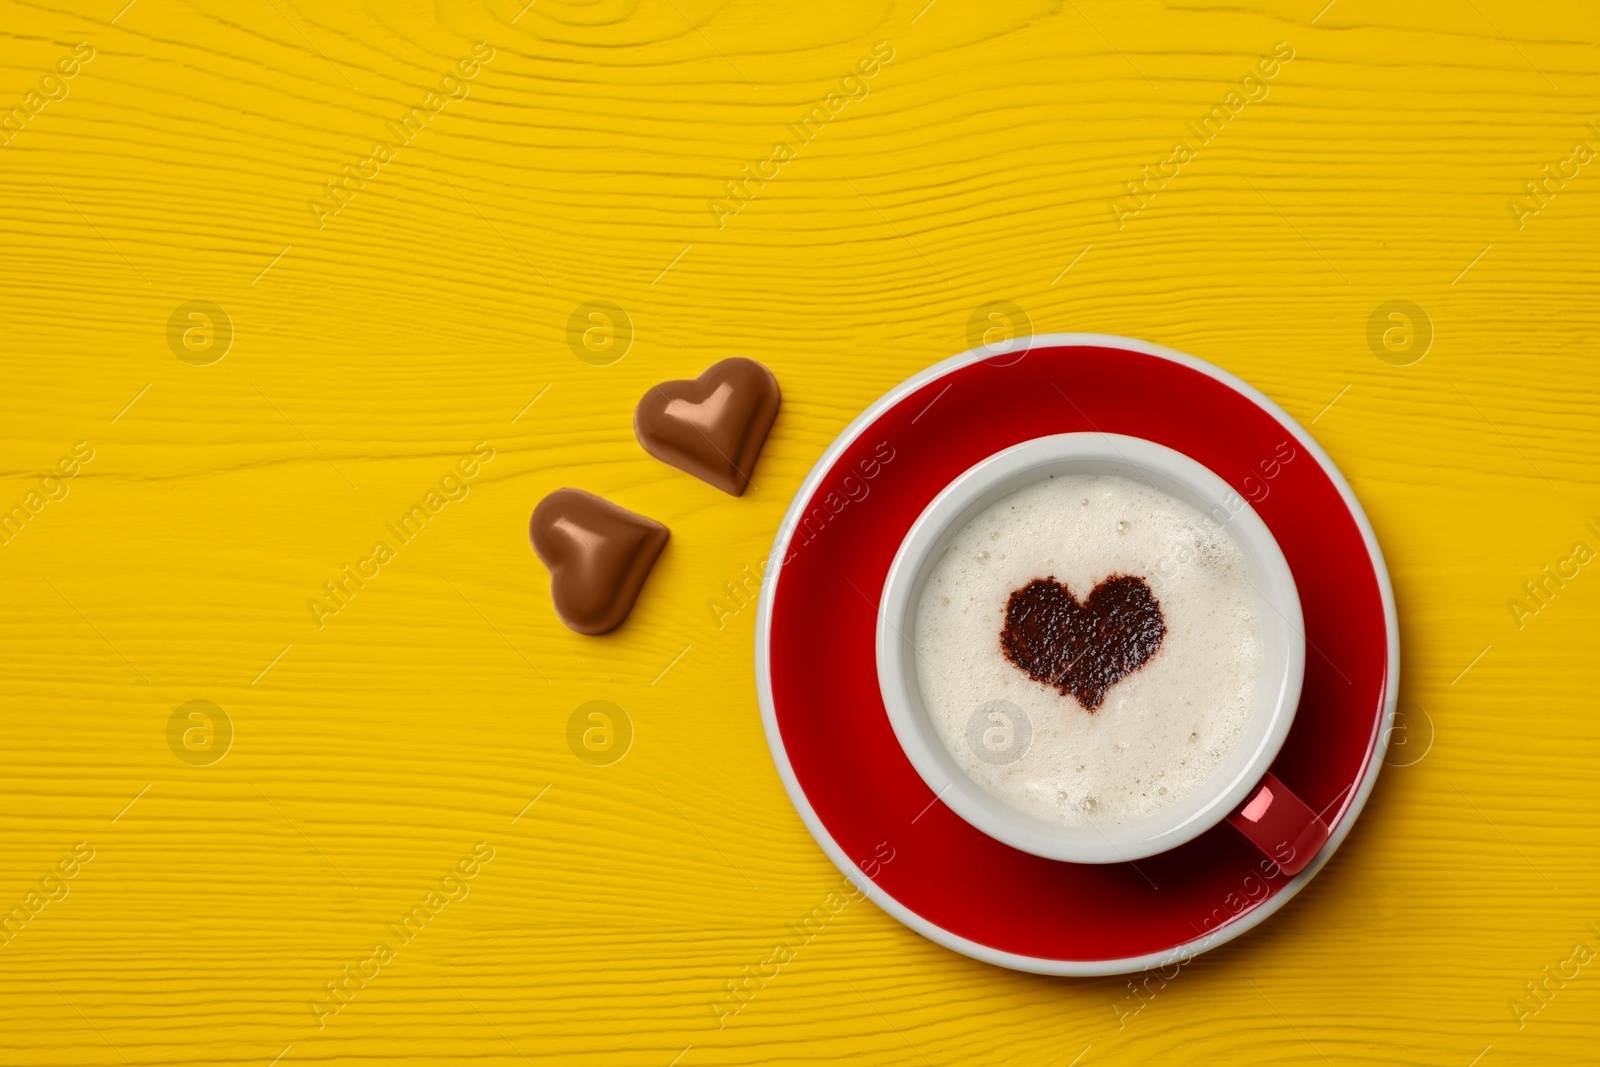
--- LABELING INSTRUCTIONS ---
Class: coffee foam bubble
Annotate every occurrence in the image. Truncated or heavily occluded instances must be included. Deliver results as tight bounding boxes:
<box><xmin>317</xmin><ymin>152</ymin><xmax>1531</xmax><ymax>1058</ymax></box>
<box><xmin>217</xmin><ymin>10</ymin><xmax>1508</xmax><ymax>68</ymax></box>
<box><xmin>913</xmin><ymin>473</ymin><xmax>1263</xmax><ymax>828</ymax></box>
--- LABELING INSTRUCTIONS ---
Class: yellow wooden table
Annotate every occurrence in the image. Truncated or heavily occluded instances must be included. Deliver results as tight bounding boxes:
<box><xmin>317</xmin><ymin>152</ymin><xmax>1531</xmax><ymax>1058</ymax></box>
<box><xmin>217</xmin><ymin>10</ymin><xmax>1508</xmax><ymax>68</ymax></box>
<box><xmin>3</xmin><ymin>0</ymin><xmax>1597</xmax><ymax>1063</ymax></box>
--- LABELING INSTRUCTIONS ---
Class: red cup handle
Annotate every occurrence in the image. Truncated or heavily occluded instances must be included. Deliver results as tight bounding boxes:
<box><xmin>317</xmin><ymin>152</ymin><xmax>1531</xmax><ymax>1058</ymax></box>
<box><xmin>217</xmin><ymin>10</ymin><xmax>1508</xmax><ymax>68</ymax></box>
<box><xmin>1225</xmin><ymin>771</ymin><xmax>1330</xmax><ymax>876</ymax></box>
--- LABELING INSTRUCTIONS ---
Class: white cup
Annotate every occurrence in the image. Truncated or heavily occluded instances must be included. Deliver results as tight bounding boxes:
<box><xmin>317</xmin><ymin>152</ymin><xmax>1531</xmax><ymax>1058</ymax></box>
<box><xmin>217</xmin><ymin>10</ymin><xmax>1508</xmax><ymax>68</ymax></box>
<box><xmin>876</xmin><ymin>433</ymin><xmax>1309</xmax><ymax>864</ymax></box>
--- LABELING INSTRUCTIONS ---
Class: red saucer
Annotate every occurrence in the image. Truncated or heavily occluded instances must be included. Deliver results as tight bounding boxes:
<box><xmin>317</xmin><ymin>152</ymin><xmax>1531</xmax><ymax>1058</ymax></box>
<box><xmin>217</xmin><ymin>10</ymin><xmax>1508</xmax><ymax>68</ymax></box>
<box><xmin>754</xmin><ymin>335</ymin><xmax>1397</xmax><ymax>975</ymax></box>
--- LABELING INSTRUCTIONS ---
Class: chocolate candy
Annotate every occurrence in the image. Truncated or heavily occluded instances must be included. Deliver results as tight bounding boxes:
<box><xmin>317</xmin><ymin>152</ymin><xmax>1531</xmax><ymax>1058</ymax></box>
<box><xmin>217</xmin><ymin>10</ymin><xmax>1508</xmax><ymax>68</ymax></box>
<box><xmin>634</xmin><ymin>358</ymin><xmax>780</xmax><ymax>496</ymax></box>
<box><xmin>529</xmin><ymin>489</ymin><xmax>669</xmax><ymax>635</ymax></box>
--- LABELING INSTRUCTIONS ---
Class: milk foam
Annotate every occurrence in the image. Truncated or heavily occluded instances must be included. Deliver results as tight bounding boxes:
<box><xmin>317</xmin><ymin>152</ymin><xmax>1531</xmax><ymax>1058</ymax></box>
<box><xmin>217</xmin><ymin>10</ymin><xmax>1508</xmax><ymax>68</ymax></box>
<box><xmin>913</xmin><ymin>473</ymin><xmax>1264</xmax><ymax>828</ymax></box>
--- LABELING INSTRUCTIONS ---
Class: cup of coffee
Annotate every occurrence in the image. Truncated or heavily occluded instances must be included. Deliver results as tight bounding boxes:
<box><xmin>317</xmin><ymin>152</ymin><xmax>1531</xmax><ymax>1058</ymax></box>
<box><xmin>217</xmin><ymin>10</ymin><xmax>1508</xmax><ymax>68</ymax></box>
<box><xmin>877</xmin><ymin>433</ymin><xmax>1329</xmax><ymax>871</ymax></box>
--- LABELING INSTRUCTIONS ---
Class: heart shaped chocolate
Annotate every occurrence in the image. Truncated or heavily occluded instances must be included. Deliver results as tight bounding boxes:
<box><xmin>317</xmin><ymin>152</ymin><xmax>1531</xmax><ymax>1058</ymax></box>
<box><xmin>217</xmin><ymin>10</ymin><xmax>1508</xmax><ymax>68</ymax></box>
<box><xmin>999</xmin><ymin>575</ymin><xmax>1166</xmax><ymax>710</ymax></box>
<box><xmin>529</xmin><ymin>488</ymin><xmax>669</xmax><ymax>635</ymax></box>
<box><xmin>634</xmin><ymin>358</ymin><xmax>780</xmax><ymax>496</ymax></box>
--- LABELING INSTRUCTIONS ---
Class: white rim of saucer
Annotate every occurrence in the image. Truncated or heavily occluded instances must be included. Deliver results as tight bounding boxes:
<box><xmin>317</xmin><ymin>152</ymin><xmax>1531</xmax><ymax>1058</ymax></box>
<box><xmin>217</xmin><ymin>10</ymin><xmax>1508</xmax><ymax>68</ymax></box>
<box><xmin>753</xmin><ymin>333</ymin><xmax>1400</xmax><ymax>977</ymax></box>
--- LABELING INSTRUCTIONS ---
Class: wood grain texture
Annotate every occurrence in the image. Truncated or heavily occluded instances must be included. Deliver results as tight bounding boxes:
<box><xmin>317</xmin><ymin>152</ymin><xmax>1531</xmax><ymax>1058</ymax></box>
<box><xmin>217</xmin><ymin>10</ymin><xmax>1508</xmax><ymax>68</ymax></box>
<box><xmin>2</xmin><ymin>0</ymin><xmax>1598</xmax><ymax>1063</ymax></box>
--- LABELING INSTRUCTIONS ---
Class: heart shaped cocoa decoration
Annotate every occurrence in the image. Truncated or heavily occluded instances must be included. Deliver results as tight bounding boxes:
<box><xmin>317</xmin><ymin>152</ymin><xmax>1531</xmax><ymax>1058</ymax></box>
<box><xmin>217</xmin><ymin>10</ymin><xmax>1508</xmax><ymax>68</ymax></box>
<box><xmin>635</xmin><ymin>358</ymin><xmax>780</xmax><ymax>496</ymax></box>
<box><xmin>999</xmin><ymin>575</ymin><xmax>1166</xmax><ymax>710</ymax></box>
<box><xmin>529</xmin><ymin>488</ymin><xmax>669</xmax><ymax>635</ymax></box>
